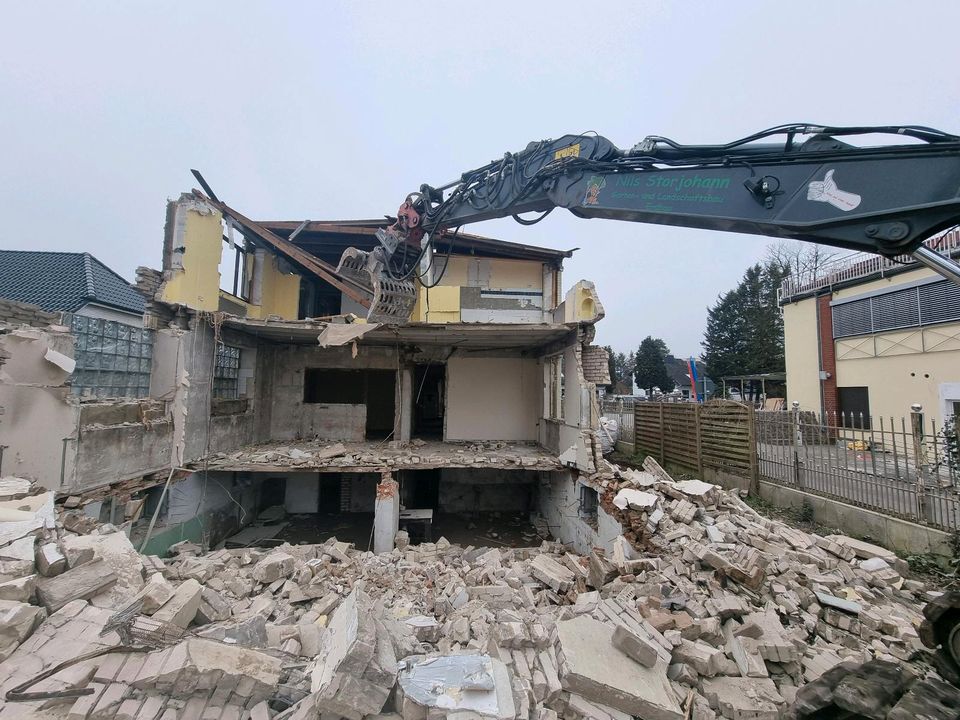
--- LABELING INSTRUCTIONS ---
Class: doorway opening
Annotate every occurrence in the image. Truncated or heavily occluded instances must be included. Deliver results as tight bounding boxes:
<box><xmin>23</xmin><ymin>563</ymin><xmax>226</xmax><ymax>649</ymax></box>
<box><xmin>365</xmin><ymin>370</ymin><xmax>396</xmax><ymax>440</ymax></box>
<box><xmin>413</xmin><ymin>364</ymin><xmax>445</xmax><ymax>438</ymax></box>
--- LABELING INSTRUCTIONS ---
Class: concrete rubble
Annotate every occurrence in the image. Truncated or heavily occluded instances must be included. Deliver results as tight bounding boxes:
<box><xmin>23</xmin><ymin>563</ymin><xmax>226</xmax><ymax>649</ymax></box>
<box><xmin>0</xmin><ymin>458</ymin><xmax>959</xmax><ymax>719</ymax></box>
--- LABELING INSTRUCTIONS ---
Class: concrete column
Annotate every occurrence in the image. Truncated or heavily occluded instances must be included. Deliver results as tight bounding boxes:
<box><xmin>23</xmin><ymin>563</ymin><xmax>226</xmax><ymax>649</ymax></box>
<box><xmin>398</xmin><ymin>367</ymin><xmax>413</xmax><ymax>443</ymax></box>
<box><xmin>374</xmin><ymin>473</ymin><xmax>400</xmax><ymax>554</ymax></box>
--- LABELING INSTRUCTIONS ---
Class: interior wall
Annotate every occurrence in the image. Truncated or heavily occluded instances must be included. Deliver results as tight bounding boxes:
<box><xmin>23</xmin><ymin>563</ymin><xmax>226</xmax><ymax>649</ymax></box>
<box><xmin>283</xmin><ymin>473</ymin><xmax>320</xmax><ymax>513</ymax></box>
<box><xmin>0</xmin><ymin>327</ymin><xmax>79</xmax><ymax>489</ymax></box>
<box><xmin>258</xmin><ymin>344</ymin><xmax>399</xmax><ymax>442</ymax></box>
<box><xmin>138</xmin><ymin>470</ymin><xmax>258</xmax><ymax>555</ymax></box>
<box><xmin>436</xmin><ymin>468</ymin><xmax>536</xmax><ymax>512</ymax></box>
<box><xmin>445</xmin><ymin>354</ymin><xmax>540</xmax><ymax>441</ymax></box>
<box><xmin>410</xmin><ymin>256</ymin><xmax>548</xmax><ymax>324</ymax></box>
<box><xmin>345</xmin><ymin>473</ymin><xmax>378</xmax><ymax>512</ymax></box>
<box><xmin>536</xmin><ymin>470</ymin><xmax>620</xmax><ymax>555</ymax></box>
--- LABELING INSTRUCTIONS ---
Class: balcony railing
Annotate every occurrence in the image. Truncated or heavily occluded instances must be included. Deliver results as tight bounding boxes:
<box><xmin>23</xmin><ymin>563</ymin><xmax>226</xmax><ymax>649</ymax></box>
<box><xmin>779</xmin><ymin>227</ymin><xmax>960</xmax><ymax>303</ymax></box>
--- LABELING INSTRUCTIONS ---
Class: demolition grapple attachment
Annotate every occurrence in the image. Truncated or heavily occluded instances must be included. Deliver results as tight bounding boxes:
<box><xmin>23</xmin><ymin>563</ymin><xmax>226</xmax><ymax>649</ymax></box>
<box><xmin>336</xmin><ymin>232</ymin><xmax>417</xmax><ymax>324</ymax></box>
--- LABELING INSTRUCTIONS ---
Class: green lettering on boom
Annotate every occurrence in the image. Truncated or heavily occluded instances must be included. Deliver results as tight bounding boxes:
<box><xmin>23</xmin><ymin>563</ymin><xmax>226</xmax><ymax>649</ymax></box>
<box><xmin>637</xmin><ymin>175</ymin><xmax>730</xmax><ymax>190</ymax></box>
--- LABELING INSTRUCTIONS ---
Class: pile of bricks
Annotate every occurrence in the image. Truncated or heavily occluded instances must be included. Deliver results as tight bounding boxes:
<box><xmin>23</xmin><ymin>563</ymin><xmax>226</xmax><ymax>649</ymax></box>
<box><xmin>1</xmin><ymin>458</ymin><xmax>959</xmax><ymax>719</ymax></box>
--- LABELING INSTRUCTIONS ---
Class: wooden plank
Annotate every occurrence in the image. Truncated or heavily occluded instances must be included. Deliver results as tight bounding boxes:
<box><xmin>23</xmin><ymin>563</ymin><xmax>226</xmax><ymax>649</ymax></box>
<box><xmin>36</xmin><ymin>559</ymin><xmax>118</xmax><ymax>612</ymax></box>
<box><xmin>700</xmin><ymin>435</ymin><xmax>751</xmax><ymax>450</ymax></box>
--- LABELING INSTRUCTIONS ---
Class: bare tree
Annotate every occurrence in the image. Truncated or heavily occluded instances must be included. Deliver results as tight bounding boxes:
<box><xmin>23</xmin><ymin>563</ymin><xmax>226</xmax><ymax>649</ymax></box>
<box><xmin>766</xmin><ymin>240</ymin><xmax>842</xmax><ymax>286</ymax></box>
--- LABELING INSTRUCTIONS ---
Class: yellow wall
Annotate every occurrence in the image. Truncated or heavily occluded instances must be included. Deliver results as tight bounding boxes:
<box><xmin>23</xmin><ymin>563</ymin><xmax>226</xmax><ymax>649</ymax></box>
<box><xmin>411</xmin><ymin>285</ymin><xmax>460</xmax><ymax>324</ymax></box>
<box><xmin>438</xmin><ymin>256</ymin><xmax>543</xmax><ymax>291</ymax></box>
<box><xmin>832</xmin><ymin>266</ymin><xmax>941</xmax><ymax>301</ymax></box>
<box><xmin>783</xmin><ymin>263</ymin><xmax>960</xmax><ymax>423</ymax></box>
<box><xmin>257</xmin><ymin>254</ymin><xmax>300</xmax><ymax>319</ymax></box>
<box><xmin>835</xmin><ymin>322</ymin><xmax>960</xmax><ymax>424</ymax></box>
<box><xmin>783</xmin><ymin>297</ymin><xmax>822</xmax><ymax>412</ymax></box>
<box><xmin>162</xmin><ymin>199</ymin><xmax>301</xmax><ymax>320</ymax></box>
<box><xmin>160</xmin><ymin>203</ymin><xmax>222</xmax><ymax>311</ymax></box>
<box><xmin>410</xmin><ymin>255</ymin><xmax>546</xmax><ymax>324</ymax></box>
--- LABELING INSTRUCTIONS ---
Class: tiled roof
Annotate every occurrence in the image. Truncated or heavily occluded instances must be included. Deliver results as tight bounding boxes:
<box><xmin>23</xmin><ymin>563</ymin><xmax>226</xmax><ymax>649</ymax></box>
<box><xmin>0</xmin><ymin>250</ymin><xmax>146</xmax><ymax>314</ymax></box>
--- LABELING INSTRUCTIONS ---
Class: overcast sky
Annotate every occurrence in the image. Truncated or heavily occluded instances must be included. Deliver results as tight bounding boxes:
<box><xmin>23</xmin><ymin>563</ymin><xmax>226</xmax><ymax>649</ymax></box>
<box><xmin>2</xmin><ymin>1</ymin><xmax>958</xmax><ymax>357</ymax></box>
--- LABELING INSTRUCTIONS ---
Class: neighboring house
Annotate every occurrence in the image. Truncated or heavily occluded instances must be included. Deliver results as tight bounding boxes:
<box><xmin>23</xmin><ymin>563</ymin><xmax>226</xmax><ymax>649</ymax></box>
<box><xmin>0</xmin><ymin>250</ymin><xmax>145</xmax><ymax>325</ymax></box>
<box><xmin>1</xmin><ymin>191</ymin><xmax>616</xmax><ymax>557</ymax></box>
<box><xmin>781</xmin><ymin>228</ymin><xmax>960</xmax><ymax>425</ymax></box>
<box><xmin>665</xmin><ymin>355</ymin><xmax>715</xmax><ymax>401</ymax></box>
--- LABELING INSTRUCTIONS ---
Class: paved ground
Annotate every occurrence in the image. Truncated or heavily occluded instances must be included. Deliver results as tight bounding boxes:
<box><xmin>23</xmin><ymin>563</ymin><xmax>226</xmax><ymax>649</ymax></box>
<box><xmin>758</xmin><ymin>442</ymin><xmax>959</xmax><ymax>531</ymax></box>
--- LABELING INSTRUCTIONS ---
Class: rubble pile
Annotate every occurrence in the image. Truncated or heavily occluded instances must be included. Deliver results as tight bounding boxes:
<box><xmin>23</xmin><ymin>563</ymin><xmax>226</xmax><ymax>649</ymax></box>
<box><xmin>0</xmin><ymin>459</ymin><xmax>959</xmax><ymax>719</ymax></box>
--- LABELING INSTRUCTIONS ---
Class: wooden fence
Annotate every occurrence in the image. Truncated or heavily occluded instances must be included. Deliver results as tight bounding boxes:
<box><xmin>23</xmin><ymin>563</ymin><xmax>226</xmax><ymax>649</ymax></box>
<box><xmin>634</xmin><ymin>400</ymin><xmax>757</xmax><ymax>482</ymax></box>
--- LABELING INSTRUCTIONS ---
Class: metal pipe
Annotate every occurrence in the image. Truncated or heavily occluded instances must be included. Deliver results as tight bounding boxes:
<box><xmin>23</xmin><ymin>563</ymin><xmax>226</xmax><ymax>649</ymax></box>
<box><xmin>911</xmin><ymin>246</ymin><xmax>960</xmax><ymax>287</ymax></box>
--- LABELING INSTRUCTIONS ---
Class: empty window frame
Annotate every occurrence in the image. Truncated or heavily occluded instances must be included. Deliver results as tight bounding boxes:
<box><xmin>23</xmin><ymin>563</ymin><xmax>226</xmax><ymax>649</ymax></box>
<box><xmin>220</xmin><ymin>218</ymin><xmax>252</xmax><ymax>301</ymax></box>
<box><xmin>213</xmin><ymin>344</ymin><xmax>241</xmax><ymax>399</ymax></box>
<box><xmin>579</xmin><ymin>484</ymin><xmax>598</xmax><ymax>525</ymax></box>
<box><xmin>303</xmin><ymin>369</ymin><xmax>365</xmax><ymax>404</ymax></box>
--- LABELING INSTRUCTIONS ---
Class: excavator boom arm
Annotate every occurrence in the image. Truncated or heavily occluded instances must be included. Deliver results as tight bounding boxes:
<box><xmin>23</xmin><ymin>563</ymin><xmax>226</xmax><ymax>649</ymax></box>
<box><xmin>337</xmin><ymin>125</ymin><xmax>960</xmax><ymax>322</ymax></box>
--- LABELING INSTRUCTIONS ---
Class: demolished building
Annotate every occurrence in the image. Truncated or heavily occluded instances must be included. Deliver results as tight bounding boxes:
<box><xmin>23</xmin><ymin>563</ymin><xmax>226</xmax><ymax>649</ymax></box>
<box><xmin>3</xmin><ymin>191</ymin><xmax>960</xmax><ymax>720</ymax></box>
<box><xmin>1</xmin><ymin>190</ymin><xmax>616</xmax><ymax>557</ymax></box>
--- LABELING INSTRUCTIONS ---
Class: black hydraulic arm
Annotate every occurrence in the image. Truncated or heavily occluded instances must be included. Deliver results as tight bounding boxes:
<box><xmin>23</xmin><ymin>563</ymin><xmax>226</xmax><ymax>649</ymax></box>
<box><xmin>411</xmin><ymin>125</ymin><xmax>960</xmax><ymax>259</ymax></box>
<box><xmin>338</xmin><ymin>125</ymin><xmax>960</xmax><ymax>322</ymax></box>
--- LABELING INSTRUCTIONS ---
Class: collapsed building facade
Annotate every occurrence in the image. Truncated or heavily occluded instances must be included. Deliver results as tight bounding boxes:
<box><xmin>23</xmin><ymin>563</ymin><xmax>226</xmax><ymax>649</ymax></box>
<box><xmin>5</xmin><ymin>194</ymin><xmax>960</xmax><ymax>720</ymax></box>
<box><xmin>1</xmin><ymin>191</ymin><xmax>617</xmax><ymax>557</ymax></box>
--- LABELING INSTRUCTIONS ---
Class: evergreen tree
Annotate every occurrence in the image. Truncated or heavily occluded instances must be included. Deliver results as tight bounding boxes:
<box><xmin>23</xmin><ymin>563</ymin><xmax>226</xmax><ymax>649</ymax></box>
<box><xmin>604</xmin><ymin>345</ymin><xmax>616</xmax><ymax>389</ymax></box>
<box><xmin>634</xmin><ymin>336</ymin><xmax>675</xmax><ymax>395</ymax></box>
<box><xmin>701</xmin><ymin>259</ymin><xmax>790</xmax><ymax>398</ymax></box>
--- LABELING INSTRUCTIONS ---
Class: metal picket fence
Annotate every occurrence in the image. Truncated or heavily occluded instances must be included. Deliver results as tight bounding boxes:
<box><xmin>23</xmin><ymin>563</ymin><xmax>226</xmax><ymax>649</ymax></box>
<box><xmin>611</xmin><ymin>394</ymin><xmax>960</xmax><ymax>532</ymax></box>
<box><xmin>756</xmin><ymin>407</ymin><xmax>960</xmax><ymax>531</ymax></box>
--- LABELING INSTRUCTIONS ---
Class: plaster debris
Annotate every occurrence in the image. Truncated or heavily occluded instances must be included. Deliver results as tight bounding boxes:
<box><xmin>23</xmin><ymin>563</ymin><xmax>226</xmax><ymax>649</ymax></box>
<box><xmin>0</xmin><ymin>465</ymin><xmax>955</xmax><ymax>719</ymax></box>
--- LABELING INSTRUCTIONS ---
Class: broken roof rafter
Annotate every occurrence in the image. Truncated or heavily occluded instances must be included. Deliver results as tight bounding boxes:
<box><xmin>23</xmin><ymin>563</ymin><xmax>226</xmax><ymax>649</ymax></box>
<box><xmin>191</xmin><ymin>191</ymin><xmax>372</xmax><ymax>308</ymax></box>
<box><xmin>260</xmin><ymin>220</ymin><xmax>575</xmax><ymax>263</ymax></box>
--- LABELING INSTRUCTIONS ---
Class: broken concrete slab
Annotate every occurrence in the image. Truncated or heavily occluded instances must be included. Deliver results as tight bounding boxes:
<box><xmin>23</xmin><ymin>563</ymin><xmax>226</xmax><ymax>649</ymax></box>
<box><xmin>132</xmin><ymin>638</ymin><xmax>281</xmax><ymax>703</ymax></box>
<box><xmin>135</xmin><ymin>573</ymin><xmax>175</xmax><ymax>614</ymax></box>
<box><xmin>0</xmin><ymin>477</ymin><xmax>31</xmax><ymax>502</ymax></box>
<box><xmin>308</xmin><ymin>588</ymin><xmax>397</xmax><ymax>719</ymax></box>
<box><xmin>611</xmin><ymin>624</ymin><xmax>658</xmax><ymax>668</ymax></box>
<box><xmin>0</xmin><ymin>598</ymin><xmax>44</xmax><ymax>661</ymax></box>
<box><xmin>814</xmin><ymin>591</ymin><xmax>861</xmax><ymax>615</ymax></box>
<box><xmin>35</xmin><ymin>559</ymin><xmax>117</xmax><ymax>612</ymax></box>
<box><xmin>701</xmin><ymin>676</ymin><xmax>784</xmax><ymax>720</ymax></box>
<box><xmin>556</xmin><ymin>615</ymin><xmax>682</xmax><ymax>720</ymax></box>
<box><xmin>35</xmin><ymin>542</ymin><xmax>66</xmax><ymax>577</ymax></box>
<box><xmin>195</xmin><ymin>587</ymin><xmax>232</xmax><ymax>624</ymax></box>
<box><xmin>0</xmin><ymin>535</ymin><xmax>36</xmax><ymax>563</ymax></box>
<box><xmin>612</xmin><ymin>488</ymin><xmax>658</xmax><ymax>512</ymax></box>
<box><xmin>251</xmin><ymin>551</ymin><xmax>296</xmax><ymax>584</ymax></box>
<box><xmin>60</xmin><ymin>531</ymin><xmax>145</xmax><ymax>607</ymax></box>
<box><xmin>530</xmin><ymin>554</ymin><xmax>575</xmax><ymax>593</ymax></box>
<box><xmin>151</xmin><ymin>577</ymin><xmax>202</xmax><ymax>629</ymax></box>
<box><xmin>825</xmin><ymin>534</ymin><xmax>909</xmax><ymax>574</ymax></box>
<box><xmin>0</xmin><ymin>574</ymin><xmax>36</xmax><ymax>603</ymax></box>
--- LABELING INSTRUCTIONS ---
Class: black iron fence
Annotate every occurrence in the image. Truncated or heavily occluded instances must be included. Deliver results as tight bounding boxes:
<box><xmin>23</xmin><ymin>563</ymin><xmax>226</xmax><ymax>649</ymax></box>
<box><xmin>605</xmin><ymin>396</ymin><xmax>960</xmax><ymax>532</ymax></box>
<box><xmin>756</xmin><ymin>407</ymin><xmax>960</xmax><ymax>531</ymax></box>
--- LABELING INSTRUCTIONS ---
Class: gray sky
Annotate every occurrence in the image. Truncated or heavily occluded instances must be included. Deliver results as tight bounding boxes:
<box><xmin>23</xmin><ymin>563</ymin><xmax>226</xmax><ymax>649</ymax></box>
<box><xmin>2</xmin><ymin>1</ymin><xmax>958</xmax><ymax>358</ymax></box>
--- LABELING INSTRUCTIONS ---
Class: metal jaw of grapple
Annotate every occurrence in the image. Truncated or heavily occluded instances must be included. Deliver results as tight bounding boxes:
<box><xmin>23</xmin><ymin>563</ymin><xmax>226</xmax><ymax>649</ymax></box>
<box><xmin>337</xmin><ymin>229</ymin><xmax>417</xmax><ymax>324</ymax></box>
